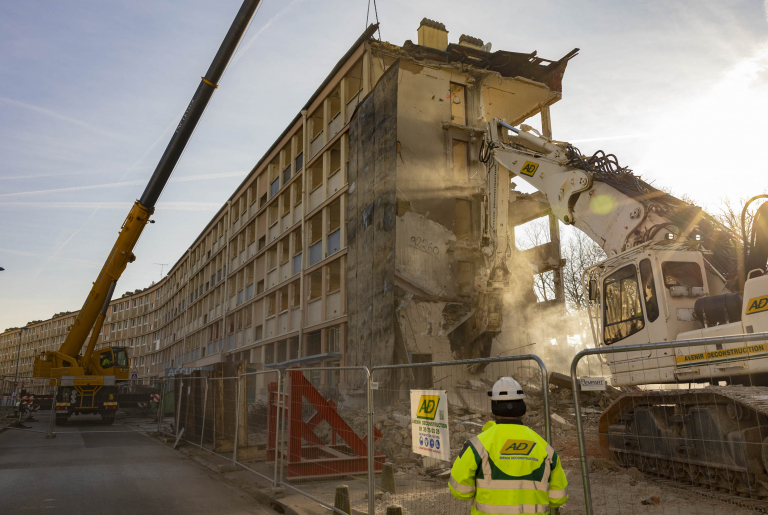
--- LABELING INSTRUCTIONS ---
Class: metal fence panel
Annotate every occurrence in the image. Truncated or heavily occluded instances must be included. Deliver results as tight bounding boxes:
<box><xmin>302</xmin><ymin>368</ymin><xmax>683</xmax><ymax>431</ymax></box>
<box><xmin>570</xmin><ymin>333</ymin><xmax>768</xmax><ymax>515</ymax></box>
<box><xmin>236</xmin><ymin>369</ymin><xmax>282</xmax><ymax>487</ymax></box>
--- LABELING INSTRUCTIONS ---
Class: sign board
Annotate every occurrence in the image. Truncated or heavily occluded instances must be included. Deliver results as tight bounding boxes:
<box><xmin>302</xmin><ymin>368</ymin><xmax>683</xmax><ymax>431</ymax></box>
<box><xmin>164</xmin><ymin>366</ymin><xmax>214</xmax><ymax>377</ymax></box>
<box><xmin>130</xmin><ymin>373</ymin><xmax>138</xmax><ymax>380</ymax></box>
<box><xmin>580</xmin><ymin>377</ymin><xmax>606</xmax><ymax>391</ymax></box>
<box><xmin>410</xmin><ymin>389</ymin><xmax>450</xmax><ymax>462</ymax></box>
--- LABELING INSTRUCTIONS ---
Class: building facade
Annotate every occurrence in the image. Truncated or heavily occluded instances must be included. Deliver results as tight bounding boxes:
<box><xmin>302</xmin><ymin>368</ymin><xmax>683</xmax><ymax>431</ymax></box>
<box><xmin>1</xmin><ymin>20</ymin><xmax>576</xmax><ymax>389</ymax></box>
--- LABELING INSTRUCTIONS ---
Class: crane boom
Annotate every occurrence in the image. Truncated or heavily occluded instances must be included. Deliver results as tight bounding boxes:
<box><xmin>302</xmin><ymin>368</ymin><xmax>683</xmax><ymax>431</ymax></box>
<box><xmin>57</xmin><ymin>0</ymin><xmax>261</xmax><ymax>361</ymax></box>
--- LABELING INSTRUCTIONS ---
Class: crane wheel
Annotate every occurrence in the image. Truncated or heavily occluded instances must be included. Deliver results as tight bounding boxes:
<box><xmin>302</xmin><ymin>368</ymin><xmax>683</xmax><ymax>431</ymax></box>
<box><xmin>102</xmin><ymin>415</ymin><xmax>116</xmax><ymax>425</ymax></box>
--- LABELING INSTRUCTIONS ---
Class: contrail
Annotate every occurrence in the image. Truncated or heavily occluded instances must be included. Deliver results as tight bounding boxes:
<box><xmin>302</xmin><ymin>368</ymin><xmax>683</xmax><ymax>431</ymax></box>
<box><xmin>0</xmin><ymin>171</ymin><xmax>248</xmax><ymax>197</ymax></box>
<box><xmin>0</xmin><ymin>96</ymin><xmax>127</xmax><ymax>141</ymax></box>
<box><xmin>0</xmin><ymin>201</ymin><xmax>222</xmax><ymax>211</ymax></box>
<box><xmin>230</xmin><ymin>0</ymin><xmax>303</xmax><ymax>65</ymax></box>
<box><xmin>32</xmin><ymin>209</ymin><xmax>101</xmax><ymax>279</ymax></box>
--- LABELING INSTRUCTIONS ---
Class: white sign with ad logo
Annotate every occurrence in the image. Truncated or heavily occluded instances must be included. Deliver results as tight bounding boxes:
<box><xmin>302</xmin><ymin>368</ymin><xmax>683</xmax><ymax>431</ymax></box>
<box><xmin>410</xmin><ymin>389</ymin><xmax>450</xmax><ymax>461</ymax></box>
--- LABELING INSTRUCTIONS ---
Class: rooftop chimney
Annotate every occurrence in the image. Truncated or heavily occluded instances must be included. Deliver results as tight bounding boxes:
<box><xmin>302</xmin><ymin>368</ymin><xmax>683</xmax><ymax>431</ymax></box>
<box><xmin>417</xmin><ymin>18</ymin><xmax>448</xmax><ymax>51</ymax></box>
<box><xmin>458</xmin><ymin>34</ymin><xmax>484</xmax><ymax>50</ymax></box>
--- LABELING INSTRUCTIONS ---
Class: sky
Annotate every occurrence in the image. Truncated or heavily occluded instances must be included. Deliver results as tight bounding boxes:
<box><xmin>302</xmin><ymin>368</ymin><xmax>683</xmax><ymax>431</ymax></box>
<box><xmin>1</xmin><ymin>0</ymin><xmax>767</xmax><ymax>331</ymax></box>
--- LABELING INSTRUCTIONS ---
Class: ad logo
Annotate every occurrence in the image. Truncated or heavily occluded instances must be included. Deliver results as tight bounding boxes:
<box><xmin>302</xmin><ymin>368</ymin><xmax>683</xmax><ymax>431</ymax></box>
<box><xmin>416</xmin><ymin>395</ymin><xmax>440</xmax><ymax>420</ymax></box>
<box><xmin>519</xmin><ymin>161</ymin><xmax>539</xmax><ymax>177</ymax></box>
<box><xmin>500</xmin><ymin>439</ymin><xmax>537</xmax><ymax>456</ymax></box>
<box><xmin>746</xmin><ymin>295</ymin><xmax>768</xmax><ymax>315</ymax></box>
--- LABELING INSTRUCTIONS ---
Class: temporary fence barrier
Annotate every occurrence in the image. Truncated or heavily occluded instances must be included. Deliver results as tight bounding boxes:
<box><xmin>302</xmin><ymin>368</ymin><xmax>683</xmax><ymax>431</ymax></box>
<box><xmin>570</xmin><ymin>332</ymin><xmax>768</xmax><ymax>515</ymax></box>
<box><xmin>234</xmin><ymin>369</ymin><xmax>282</xmax><ymax>487</ymax></box>
<box><xmin>275</xmin><ymin>366</ymin><xmax>376</xmax><ymax>515</ymax></box>
<box><xmin>367</xmin><ymin>355</ymin><xmax>551</xmax><ymax>515</ymax></box>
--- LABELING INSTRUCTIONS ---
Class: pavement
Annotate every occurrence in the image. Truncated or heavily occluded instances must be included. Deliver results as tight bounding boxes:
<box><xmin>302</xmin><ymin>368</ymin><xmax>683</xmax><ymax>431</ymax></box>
<box><xmin>0</xmin><ymin>413</ymin><xmax>276</xmax><ymax>515</ymax></box>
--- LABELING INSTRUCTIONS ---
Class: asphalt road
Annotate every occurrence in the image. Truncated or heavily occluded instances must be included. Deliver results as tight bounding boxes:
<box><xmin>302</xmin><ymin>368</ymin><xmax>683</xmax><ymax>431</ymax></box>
<box><xmin>0</xmin><ymin>414</ymin><xmax>272</xmax><ymax>515</ymax></box>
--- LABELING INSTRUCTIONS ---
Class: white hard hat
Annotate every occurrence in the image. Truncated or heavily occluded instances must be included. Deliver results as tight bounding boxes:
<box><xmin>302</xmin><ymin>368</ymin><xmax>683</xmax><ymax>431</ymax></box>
<box><xmin>488</xmin><ymin>377</ymin><xmax>525</xmax><ymax>401</ymax></box>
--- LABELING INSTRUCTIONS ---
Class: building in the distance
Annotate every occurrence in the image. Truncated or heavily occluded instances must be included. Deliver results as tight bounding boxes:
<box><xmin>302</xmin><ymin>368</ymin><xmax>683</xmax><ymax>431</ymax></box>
<box><xmin>1</xmin><ymin>20</ymin><xmax>577</xmax><ymax>390</ymax></box>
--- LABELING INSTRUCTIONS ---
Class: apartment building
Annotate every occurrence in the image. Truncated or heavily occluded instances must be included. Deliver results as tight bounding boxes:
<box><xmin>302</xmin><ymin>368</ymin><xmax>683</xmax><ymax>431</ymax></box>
<box><xmin>1</xmin><ymin>20</ymin><xmax>577</xmax><ymax>389</ymax></box>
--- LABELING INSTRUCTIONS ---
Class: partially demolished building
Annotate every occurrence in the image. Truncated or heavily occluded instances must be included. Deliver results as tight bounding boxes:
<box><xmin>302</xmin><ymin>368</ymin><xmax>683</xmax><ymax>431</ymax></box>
<box><xmin>0</xmin><ymin>20</ymin><xmax>577</xmax><ymax>388</ymax></box>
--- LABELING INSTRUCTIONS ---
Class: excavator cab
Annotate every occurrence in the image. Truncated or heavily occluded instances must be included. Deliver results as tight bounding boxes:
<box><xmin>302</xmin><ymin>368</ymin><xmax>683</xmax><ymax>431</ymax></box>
<box><xmin>584</xmin><ymin>242</ymin><xmax>720</xmax><ymax>385</ymax></box>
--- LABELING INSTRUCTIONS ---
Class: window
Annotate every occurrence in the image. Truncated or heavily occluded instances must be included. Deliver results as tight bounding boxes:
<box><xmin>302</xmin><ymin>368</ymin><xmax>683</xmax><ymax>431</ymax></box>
<box><xmin>639</xmin><ymin>259</ymin><xmax>659</xmax><ymax>323</ymax></box>
<box><xmin>328</xmin><ymin>261</ymin><xmax>341</xmax><ymax>293</ymax></box>
<box><xmin>306</xmin><ymin>331</ymin><xmax>321</xmax><ymax>355</ymax></box>
<box><xmin>603</xmin><ymin>265</ymin><xmax>644</xmax><ymax>345</ymax></box>
<box><xmin>289</xmin><ymin>336</ymin><xmax>299</xmax><ymax>359</ymax></box>
<box><xmin>450</xmin><ymin>83</ymin><xmax>466</xmax><ymax>125</ymax></box>
<box><xmin>270</xmin><ymin>177</ymin><xmax>280</xmax><ymax>197</ymax></box>
<box><xmin>264</xmin><ymin>343</ymin><xmax>274</xmax><ymax>364</ymax></box>
<box><xmin>277</xmin><ymin>340</ymin><xmax>287</xmax><ymax>363</ymax></box>
<box><xmin>292</xmin><ymin>282</ymin><xmax>301</xmax><ymax>308</ymax></box>
<box><xmin>452</xmin><ymin>140</ymin><xmax>468</xmax><ymax>181</ymax></box>
<box><xmin>309</xmin><ymin>270</ymin><xmax>322</xmax><ymax>300</ymax></box>
<box><xmin>661</xmin><ymin>262</ymin><xmax>703</xmax><ymax>289</ymax></box>
<box><xmin>456</xmin><ymin>199</ymin><xmax>471</xmax><ymax>239</ymax></box>
<box><xmin>327</xmin><ymin>325</ymin><xmax>340</xmax><ymax>353</ymax></box>
<box><xmin>267</xmin><ymin>294</ymin><xmax>276</xmax><ymax>317</ymax></box>
<box><xmin>279</xmin><ymin>287</ymin><xmax>289</xmax><ymax>313</ymax></box>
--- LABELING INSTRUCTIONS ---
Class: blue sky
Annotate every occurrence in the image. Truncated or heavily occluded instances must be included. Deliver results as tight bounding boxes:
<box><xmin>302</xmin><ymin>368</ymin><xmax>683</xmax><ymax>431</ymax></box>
<box><xmin>1</xmin><ymin>0</ymin><xmax>767</xmax><ymax>330</ymax></box>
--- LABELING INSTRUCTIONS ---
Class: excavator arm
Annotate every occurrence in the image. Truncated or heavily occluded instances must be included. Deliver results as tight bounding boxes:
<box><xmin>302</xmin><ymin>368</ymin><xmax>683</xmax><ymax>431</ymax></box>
<box><xmin>483</xmin><ymin>118</ymin><xmax>738</xmax><ymax>275</ymax></box>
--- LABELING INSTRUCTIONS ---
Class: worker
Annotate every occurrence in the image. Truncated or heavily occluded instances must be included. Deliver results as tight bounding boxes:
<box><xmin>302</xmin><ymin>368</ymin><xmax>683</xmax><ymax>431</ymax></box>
<box><xmin>449</xmin><ymin>376</ymin><xmax>568</xmax><ymax>514</ymax></box>
<box><xmin>100</xmin><ymin>354</ymin><xmax>112</xmax><ymax>368</ymax></box>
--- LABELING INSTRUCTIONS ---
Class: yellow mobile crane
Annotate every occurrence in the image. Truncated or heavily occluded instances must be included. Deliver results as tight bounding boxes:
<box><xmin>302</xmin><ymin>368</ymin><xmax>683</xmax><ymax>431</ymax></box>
<box><xmin>33</xmin><ymin>0</ymin><xmax>262</xmax><ymax>426</ymax></box>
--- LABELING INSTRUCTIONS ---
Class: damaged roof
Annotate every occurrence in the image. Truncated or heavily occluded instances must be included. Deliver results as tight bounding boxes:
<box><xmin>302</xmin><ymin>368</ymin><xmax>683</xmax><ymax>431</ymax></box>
<box><xmin>391</xmin><ymin>39</ymin><xmax>579</xmax><ymax>93</ymax></box>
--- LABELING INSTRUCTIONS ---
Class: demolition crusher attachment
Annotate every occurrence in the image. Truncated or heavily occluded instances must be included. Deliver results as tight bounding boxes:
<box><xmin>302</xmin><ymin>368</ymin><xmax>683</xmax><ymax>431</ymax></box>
<box><xmin>267</xmin><ymin>369</ymin><xmax>384</xmax><ymax>479</ymax></box>
<box><xmin>599</xmin><ymin>387</ymin><xmax>768</xmax><ymax>499</ymax></box>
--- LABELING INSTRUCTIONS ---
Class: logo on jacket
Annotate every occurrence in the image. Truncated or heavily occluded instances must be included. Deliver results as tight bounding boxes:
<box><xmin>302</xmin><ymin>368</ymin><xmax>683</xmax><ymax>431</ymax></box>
<box><xmin>416</xmin><ymin>395</ymin><xmax>440</xmax><ymax>420</ymax></box>
<box><xmin>500</xmin><ymin>439</ymin><xmax>537</xmax><ymax>456</ymax></box>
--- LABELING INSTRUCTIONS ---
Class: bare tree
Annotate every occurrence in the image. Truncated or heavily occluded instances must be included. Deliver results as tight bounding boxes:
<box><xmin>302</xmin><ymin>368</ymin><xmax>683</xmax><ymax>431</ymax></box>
<box><xmin>561</xmin><ymin>228</ymin><xmax>606</xmax><ymax>312</ymax></box>
<box><xmin>516</xmin><ymin>218</ymin><xmax>555</xmax><ymax>302</ymax></box>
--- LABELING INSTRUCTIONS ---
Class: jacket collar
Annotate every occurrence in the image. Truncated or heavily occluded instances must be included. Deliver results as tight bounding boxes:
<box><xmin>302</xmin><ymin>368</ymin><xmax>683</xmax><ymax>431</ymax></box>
<box><xmin>495</xmin><ymin>418</ymin><xmax>524</xmax><ymax>425</ymax></box>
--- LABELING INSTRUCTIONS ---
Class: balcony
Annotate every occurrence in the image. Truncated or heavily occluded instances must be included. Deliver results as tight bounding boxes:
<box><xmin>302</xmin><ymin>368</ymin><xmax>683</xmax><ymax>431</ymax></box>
<box><xmin>281</xmin><ymin>212</ymin><xmax>292</xmax><ymax>233</ymax></box>
<box><xmin>328</xmin><ymin>171</ymin><xmax>342</xmax><ymax>198</ymax></box>
<box><xmin>293</xmin><ymin>204</ymin><xmax>302</xmax><ymax>225</ymax></box>
<box><xmin>326</xmin><ymin>291</ymin><xmax>341</xmax><ymax>318</ymax></box>
<box><xmin>327</xmin><ymin>229</ymin><xmax>341</xmax><ymax>257</ymax></box>
<box><xmin>346</xmin><ymin>91</ymin><xmax>361</xmax><ymax>123</ymax></box>
<box><xmin>308</xmin><ymin>241</ymin><xmax>322</xmax><ymax>267</ymax></box>
<box><xmin>310</xmin><ymin>132</ymin><xmax>324</xmax><ymax>159</ymax></box>
<box><xmin>307</xmin><ymin>298</ymin><xmax>322</xmax><ymax>325</ymax></box>
<box><xmin>268</xmin><ymin>222</ymin><xmax>279</xmax><ymax>243</ymax></box>
<box><xmin>328</xmin><ymin>112</ymin><xmax>342</xmax><ymax>140</ymax></box>
<box><xmin>267</xmin><ymin>268</ymin><xmax>278</xmax><ymax>289</ymax></box>
<box><xmin>309</xmin><ymin>187</ymin><xmax>323</xmax><ymax>212</ymax></box>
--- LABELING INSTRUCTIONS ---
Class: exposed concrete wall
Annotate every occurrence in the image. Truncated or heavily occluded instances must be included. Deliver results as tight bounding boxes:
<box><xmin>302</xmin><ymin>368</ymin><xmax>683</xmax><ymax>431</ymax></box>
<box><xmin>346</xmin><ymin>62</ymin><xmax>399</xmax><ymax>372</ymax></box>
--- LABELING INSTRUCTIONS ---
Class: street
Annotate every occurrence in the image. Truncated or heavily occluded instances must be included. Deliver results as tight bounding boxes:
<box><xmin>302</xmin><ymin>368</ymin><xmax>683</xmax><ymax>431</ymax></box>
<box><xmin>0</xmin><ymin>415</ymin><xmax>273</xmax><ymax>515</ymax></box>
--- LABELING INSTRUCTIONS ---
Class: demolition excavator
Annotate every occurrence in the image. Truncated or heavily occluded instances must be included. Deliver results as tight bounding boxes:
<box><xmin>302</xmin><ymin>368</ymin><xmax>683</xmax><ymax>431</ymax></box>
<box><xmin>482</xmin><ymin>118</ymin><xmax>768</xmax><ymax>498</ymax></box>
<box><xmin>32</xmin><ymin>0</ymin><xmax>262</xmax><ymax>426</ymax></box>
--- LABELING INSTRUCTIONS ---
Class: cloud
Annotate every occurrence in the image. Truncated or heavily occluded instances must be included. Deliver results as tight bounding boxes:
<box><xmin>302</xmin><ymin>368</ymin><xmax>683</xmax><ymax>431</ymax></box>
<box><xmin>0</xmin><ymin>171</ymin><xmax>248</xmax><ymax>198</ymax></box>
<box><xmin>0</xmin><ymin>247</ymin><xmax>100</xmax><ymax>268</ymax></box>
<box><xmin>0</xmin><ymin>96</ymin><xmax>128</xmax><ymax>142</ymax></box>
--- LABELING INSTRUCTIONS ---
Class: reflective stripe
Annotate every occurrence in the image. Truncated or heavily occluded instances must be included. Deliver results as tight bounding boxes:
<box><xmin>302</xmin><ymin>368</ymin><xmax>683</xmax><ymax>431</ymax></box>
<box><xmin>472</xmin><ymin>435</ymin><xmax>555</xmax><ymax>488</ymax></box>
<box><xmin>470</xmin><ymin>436</ymin><xmax>492</xmax><ymax>478</ymax></box>
<box><xmin>473</xmin><ymin>501</ymin><xmax>550</xmax><ymax>514</ymax></box>
<box><xmin>477</xmin><ymin>478</ymin><xmax>548</xmax><ymax>490</ymax></box>
<box><xmin>548</xmin><ymin>489</ymin><xmax>566</xmax><ymax>499</ymax></box>
<box><xmin>449</xmin><ymin>476</ymin><xmax>476</xmax><ymax>494</ymax></box>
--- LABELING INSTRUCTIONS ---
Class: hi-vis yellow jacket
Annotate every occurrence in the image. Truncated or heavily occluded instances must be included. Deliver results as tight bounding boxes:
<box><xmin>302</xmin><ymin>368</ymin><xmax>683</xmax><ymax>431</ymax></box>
<box><xmin>449</xmin><ymin>420</ymin><xmax>568</xmax><ymax>514</ymax></box>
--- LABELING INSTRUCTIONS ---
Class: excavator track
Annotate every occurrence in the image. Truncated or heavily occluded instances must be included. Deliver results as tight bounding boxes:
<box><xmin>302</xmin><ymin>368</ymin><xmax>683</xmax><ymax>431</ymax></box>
<box><xmin>599</xmin><ymin>387</ymin><xmax>768</xmax><ymax>504</ymax></box>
